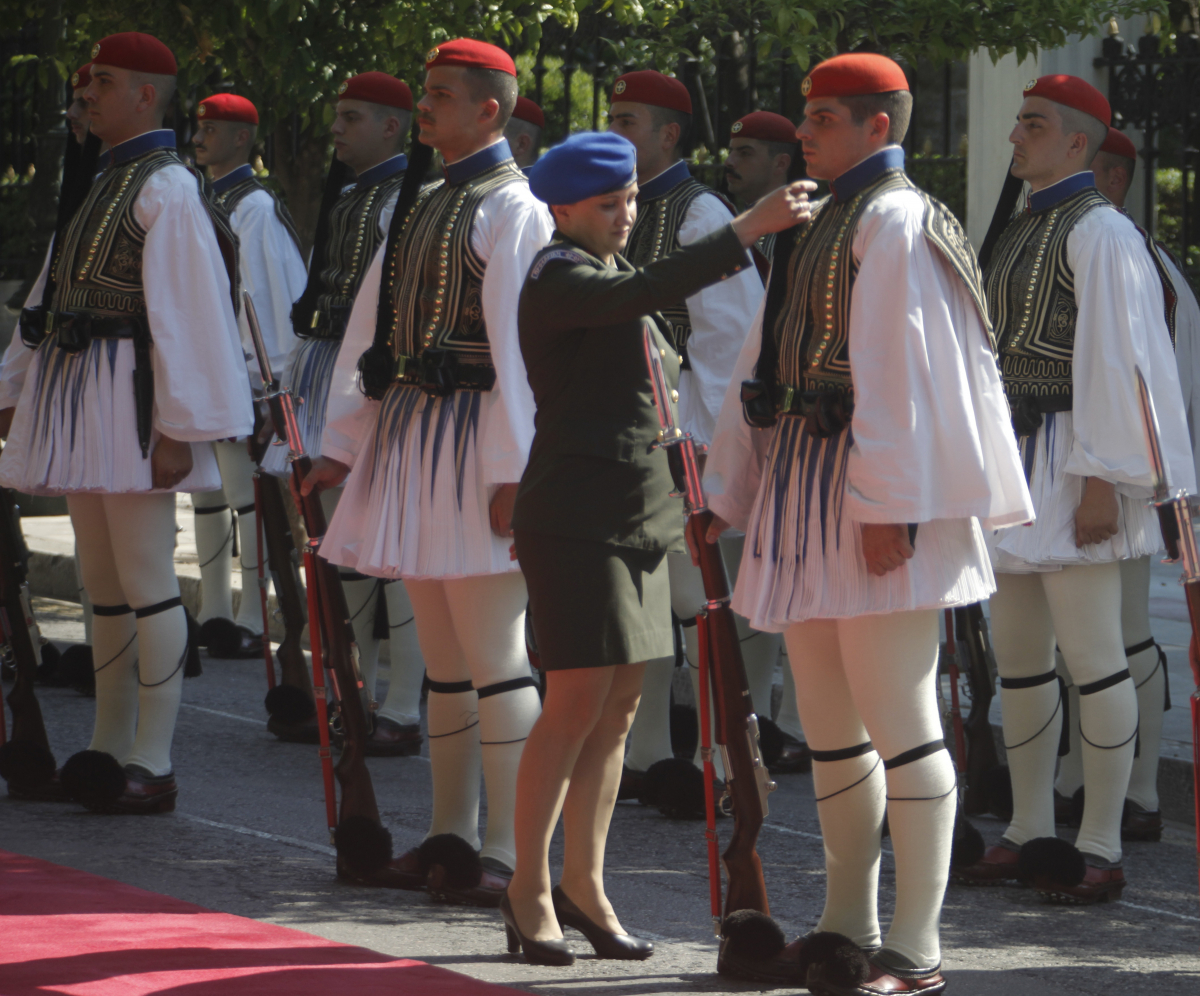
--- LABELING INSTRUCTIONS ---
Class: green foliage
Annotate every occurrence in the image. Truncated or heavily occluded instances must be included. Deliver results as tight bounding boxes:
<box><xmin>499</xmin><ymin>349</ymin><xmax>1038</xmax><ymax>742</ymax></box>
<box><xmin>908</xmin><ymin>154</ymin><xmax>966</xmax><ymax>225</ymax></box>
<box><xmin>0</xmin><ymin>182</ymin><xmax>34</xmax><ymax>280</ymax></box>
<box><xmin>515</xmin><ymin>52</ymin><xmax>597</xmax><ymax>142</ymax></box>
<box><xmin>1156</xmin><ymin>166</ymin><xmax>1198</xmax><ymax>287</ymax></box>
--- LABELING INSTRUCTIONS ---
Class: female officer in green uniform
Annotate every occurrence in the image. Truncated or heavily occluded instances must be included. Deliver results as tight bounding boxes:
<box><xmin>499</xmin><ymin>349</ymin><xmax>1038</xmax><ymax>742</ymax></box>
<box><xmin>502</xmin><ymin>131</ymin><xmax>814</xmax><ymax>965</ymax></box>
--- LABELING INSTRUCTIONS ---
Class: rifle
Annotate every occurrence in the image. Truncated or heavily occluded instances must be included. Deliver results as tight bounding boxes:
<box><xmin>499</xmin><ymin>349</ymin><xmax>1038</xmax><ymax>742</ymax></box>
<box><xmin>0</xmin><ymin>486</ymin><xmax>57</xmax><ymax>796</ymax></box>
<box><xmin>244</xmin><ymin>291</ymin><xmax>390</xmax><ymax>874</ymax></box>
<box><xmin>1134</xmin><ymin>365</ymin><xmax>1200</xmax><ymax>912</ymax></box>
<box><xmin>953</xmin><ymin>602</ymin><xmax>1001</xmax><ymax>816</ymax></box>
<box><xmin>641</xmin><ymin>325</ymin><xmax>775</xmax><ymax>935</ymax></box>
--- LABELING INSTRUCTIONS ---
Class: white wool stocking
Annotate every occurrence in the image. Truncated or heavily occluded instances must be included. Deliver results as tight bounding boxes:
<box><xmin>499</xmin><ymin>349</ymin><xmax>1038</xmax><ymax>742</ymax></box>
<box><xmin>87</xmin><ymin>607</ymin><xmax>138</xmax><ymax>761</ymax></box>
<box><xmin>623</xmin><ymin>656</ymin><xmax>675</xmax><ymax>771</ymax></box>
<box><xmin>787</xmin><ymin>610</ymin><xmax>950</xmax><ymax>968</ymax></box>
<box><xmin>211</xmin><ymin>439</ymin><xmax>264</xmax><ymax>634</ymax></box>
<box><xmin>425</xmin><ymin>686</ymin><xmax>483</xmax><ymax>848</ymax></box>
<box><xmin>477</xmin><ymin>684</ymin><xmax>542</xmax><ymax>870</ymax></box>
<box><xmin>1119</xmin><ymin>556</ymin><xmax>1163</xmax><ymax>812</ymax></box>
<box><xmin>70</xmin><ymin>492</ymin><xmax>183</xmax><ymax>775</ymax></box>
<box><xmin>73</xmin><ymin>542</ymin><xmax>93</xmax><ymax>644</ymax></box>
<box><xmin>192</xmin><ymin>491</ymin><xmax>234</xmax><ymax>625</ymax></box>
<box><xmin>377</xmin><ymin>579</ymin><xmax>425</xmax><ymax>728</ymax></box>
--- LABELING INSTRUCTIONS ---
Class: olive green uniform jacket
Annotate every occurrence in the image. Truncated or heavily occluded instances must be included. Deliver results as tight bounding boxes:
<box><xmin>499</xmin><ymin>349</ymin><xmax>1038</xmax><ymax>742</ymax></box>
<box><xmin>513</xmin><ymin>224</ymin><xmax>751</xmax><ymax>554</ymax></box>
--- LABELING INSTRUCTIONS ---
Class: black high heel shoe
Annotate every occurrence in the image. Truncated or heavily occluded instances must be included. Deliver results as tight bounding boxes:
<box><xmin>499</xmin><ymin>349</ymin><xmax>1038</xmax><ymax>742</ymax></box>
<box><xmin>551</xmin><ymin>885</ymin><xmax>654</xmax><ymax>960</ymax></box>
<box><xmin>499</xmin><ymin>893</ymin><xmax>576</xmax><ymax>966</ymax></box>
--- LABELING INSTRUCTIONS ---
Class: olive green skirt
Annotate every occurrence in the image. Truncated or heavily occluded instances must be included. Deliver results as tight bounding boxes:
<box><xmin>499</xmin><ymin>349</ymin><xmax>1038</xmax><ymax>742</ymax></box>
<box><xmin>514</xmin><ymin>529</ymin><xmax>673</xmax><ymax>671</ymax></box>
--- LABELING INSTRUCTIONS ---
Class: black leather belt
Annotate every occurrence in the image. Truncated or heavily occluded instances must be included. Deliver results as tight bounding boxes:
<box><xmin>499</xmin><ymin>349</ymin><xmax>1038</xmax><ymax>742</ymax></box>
<box><xmin>20</xmin><ymin>307</ymin><xmax>147</xmax><ymax>352</ymax></box>
<box><xmin>392</xmin><ymin>348</ymin><xmax>496</xmax><ymax>397</ymax></box>
<box><xmin>299</xmin><ymin>303</ymin><xmax>351</xmax><ymax>341</ymax></box>
<box><xmin>1008</xmin><ymin>392</ymin><xmax>1072</xmax><ymax>436</ymax></box>
<box><xmin>740</xmin><ymin>379</ymin><xmax>853</xmax><ymax>437</ymax></box>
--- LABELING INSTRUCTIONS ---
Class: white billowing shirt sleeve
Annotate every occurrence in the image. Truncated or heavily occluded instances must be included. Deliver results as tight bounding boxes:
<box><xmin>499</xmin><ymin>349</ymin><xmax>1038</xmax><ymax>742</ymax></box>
<box><xmin>1065</xmin><ymin>209</ymin><xmax>1196</xmax><ymax>496</ymax></box>
<box><xmin>135</xmin><ymin>165</ymin><xmax>254</xmax><ymax>441</ymax></box>
<box><xmin>677</xmin><ymin>192</ymin><xmax>763</xmax><ymax>447</ymax></box>
<box><xmin>231</xmin><ymin>189</ymin><xmax>307</xmax><ymax>388</ymax></box>
<box><xmin>843</xmin><ymin>190</ymin><xmax>1032</xmax><ymax>527</ymax></box>
<box><xmin>704</xmin><ymin>294</ymin><xmax>774</xmax><ymax>531</ymax></box>
<box><xmin>0</xmin><ymin>241</ymin><xmax>52</xmax><ymax>408</ymax></box>
<box><xmin>321</xmin><ymin>243</ymin><xmax>384</xmax><ymax>468</ymax></box>
<box><xmin>470</xmin><ymin>183</ymin><xmax>554</xmax><ymax>484</ymax></box>
<box><xmin>1164</xmin><ymin>252</ymin><xmax>1200</xmax><ymax>487</ymax></box>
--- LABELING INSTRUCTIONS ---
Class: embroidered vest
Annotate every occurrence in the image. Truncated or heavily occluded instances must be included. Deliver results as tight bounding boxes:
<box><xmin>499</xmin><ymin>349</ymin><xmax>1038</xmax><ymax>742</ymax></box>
<box><xmin>772</xmin><ymin>170</ymin><xmax>987</xmax><ymax>401</ymax></box>
<box><xmin>624</xmin><ymin>176</ymin><xmax>734</xmax><ymax>358</ymax></box>
<box><xmin>216</xmin><ymin>174</ymin><xmax>303</xmax><ymax>254</ymax></box>
<box><xmin>381</xmin><ymin>159</ymin><xmax>525</xmax><ymax>375</ymax></box>
<box><xmin>306</xmin><ymin>171</ymin><xmax>405</xmax><ymax>339</ymax></box>
<box><xmin>984</xmin><ymin>187</ymin><xmax>1109</xmax><ymax>405</ymax></box>
<box><xmin>50</xmin><ymin>147</ymin><xmax>237</xmax><ymax>322</ymax></box>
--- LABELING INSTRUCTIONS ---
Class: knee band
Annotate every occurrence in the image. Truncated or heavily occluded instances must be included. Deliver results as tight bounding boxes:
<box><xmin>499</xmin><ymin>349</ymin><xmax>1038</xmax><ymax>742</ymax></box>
<box><xmin>883</xmin><ymin>740</ymin><xmax>947</xmax><ymax>770</ymax></box>
<box><xmin>134</xmin><ymin>597</ymin><xmax>188</xmax><ymax>688</ymax></box>
<box><xmin>476</xmin><ymin>676</ymin><xmax>538</xmax><ymax>699</ymax></box>
<box><xmin>427</xmin><ymin>678</ymin><xmax>475</xmax><ymax>695</ymax></box>
<box><xmin>1000</xmin><ymin>668</ymin><xmax>1067</xmax><ymax>754</ymax></box>
<box><xmin>194</xmin><ymin>504</ymin><xmax>230</xmax><ymax>515</ymax></box>
<box><xmin>1127</xmin><ymin>638</ymin><xmax>1170</xmax><ymax>710</ymax></box>
<box><xmin>134</xmin><ymin>596</ymin><xmax>183</xmax><ymax>619</ymax></box>
<box><xmin>811</xmin><ymin>741</ymin><xmax>880</xmax><ymax>804</ymax></box>
<box><xmin>1077</xmin><ymin>668</ymin><xmax>1138</xmax><ymax>753</ymax></box>
<box><xmin>92</xmin><ymin>603</ymin><xmax>133</xmax><ymax>616</ymax></box>
<box><xmin>235</xmin><ymin>503</ymin><xmax>256</xmax><ymax>517</ymax></box>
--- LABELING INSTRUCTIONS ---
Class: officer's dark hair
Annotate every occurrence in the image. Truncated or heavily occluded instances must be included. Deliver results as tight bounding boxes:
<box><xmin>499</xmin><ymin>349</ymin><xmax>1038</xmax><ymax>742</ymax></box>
<box><xmin>837</xmin><ymin>90</ymin><xmax>913</xmax><ymax>145</ymax></box>
<box><xmin>649</xmin><ymin>105</ymin><xmax>692</xmax><ymax>156</ymax></box>
<box><xmin>463</xmin><ymin>67</ymin><xmax>519</xmax><ymax>128</ymax></box>
<box><xmin>765</xmin><ymin>140</ymin><xmax>795</xmax><ymax>164</ymax></box>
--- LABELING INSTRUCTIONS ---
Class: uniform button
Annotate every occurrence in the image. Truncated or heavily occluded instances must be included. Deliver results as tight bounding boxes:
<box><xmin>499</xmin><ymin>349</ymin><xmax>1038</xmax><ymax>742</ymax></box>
<box><xmin>670</xmin><ymin>390</ymin><xmax>679</xmax><ymax>402</ymax></box>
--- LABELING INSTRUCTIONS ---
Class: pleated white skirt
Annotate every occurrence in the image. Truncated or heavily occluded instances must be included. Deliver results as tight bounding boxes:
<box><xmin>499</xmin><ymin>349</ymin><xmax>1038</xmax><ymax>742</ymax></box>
<box><xmin>0</xmin><ymin>337</ymin><xmax>219</xmax><ymax>494</ymax></box>
<box><xmin>991</xmin><ymin>411</ymin><xmax>1162</xmax><ymax>573</ymax></box>
<box><xmin>260</xmin><ymin>337</ymin><xmax>340</xmax><ymax>476</ymax></box>
<box><xmin>320</xmin><ymin>383</ymin><xmax>517</xmax><ymax>580</ymax></box>
<box><xmin>732</xmin><ymin>418</ymin><xmax>995</xmax><ymax>633</ymax></box>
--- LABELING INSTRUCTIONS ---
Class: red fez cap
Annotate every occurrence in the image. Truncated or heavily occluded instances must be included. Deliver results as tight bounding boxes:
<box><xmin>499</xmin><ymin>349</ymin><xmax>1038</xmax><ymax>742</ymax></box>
<box><xmin>1100</xmin><ymin>126</ymin><xmax>1137</xmax><ymax>160</ymax></box>
<box><xmin>1022</xmin><ymin>75</ymin><xmax>1111</xmax><ymax>127</ymax></box>
<box><xmin>337</xmin><ymin>72</ymin><xmax>413</xmax><ymax>111</ymax></box>
<box><xmin>731</xmin><ymin>110</ymin><xmax>796</xmax><ymax>144</ymax></box>
<box><xmin>198</xmin><ymin>93</ymin><xmax>259</xmax><ymax>125</ymax></box>
<box><xmin>512</xmin><ymin>96</ymin><xmax>544</xmax><ymax>128</ymax></box>
<box><xmin>90</xmin><ymin>32</ymin><xmax>177</xmax><ymax>76</ymax></box>
<box><xmin>71</xmin><ymin>63</ymin><xmax>92</xmax><ymax>90</ymax></box>
<box><xmin>802</xmin><ymin>53</ymin><xmax>908</xmax><ymax>100</ymax></box>
<box><xmin>611</xmin><ymin>70</ymin><xmax>692</xmax><ymax>115</ymax></box>
<box><xmin>424</xmin><ymin>39</ymin><xmax>517</xmax><ymax>77</ymax></box>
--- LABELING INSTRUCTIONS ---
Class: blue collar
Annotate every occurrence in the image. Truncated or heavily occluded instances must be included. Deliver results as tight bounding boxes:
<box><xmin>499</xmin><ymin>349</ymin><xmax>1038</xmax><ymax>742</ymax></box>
<box><xmin>97</xmin><ymin>129</ymin><xmax>176</xmax><ymax>171</ymax></box>
<box><xmin>1028</xmin><ymin>171</ymin><xmax>1095</xmax><ymax>213</ymax></box>
<box><xmin>829</xmin><ymin>146</ymin><xmax>905</xmax><ymax>203</ymax></box>
<box><xmin>443</xmin><ymin>140</ymin><xmax>513</xmax><ymax>185</ymax></box>
<box><xmin>637</xmin><ymin>160</ymin><xmax>691</xmax><ymax>202</ymax></box>
<box><xmin>212</xmin><ymin>163</ymin><xmax>255</xmax><ymax>195</ymax></box>
<box><xmin>355</xmin><ymin>154</ymin><xmax>408</xmax><ymax>189</ymax></box>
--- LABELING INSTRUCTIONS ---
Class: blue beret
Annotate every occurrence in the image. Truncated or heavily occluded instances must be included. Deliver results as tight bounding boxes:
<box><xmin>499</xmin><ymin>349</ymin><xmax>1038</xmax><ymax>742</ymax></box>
<box><xmin>528</xmin><ymin>131</ymin><xmax>637</xmax><ymax>206</ymax></box>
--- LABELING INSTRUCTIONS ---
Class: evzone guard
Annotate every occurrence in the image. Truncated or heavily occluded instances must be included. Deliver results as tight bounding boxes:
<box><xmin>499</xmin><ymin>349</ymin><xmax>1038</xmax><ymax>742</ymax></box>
<box><xmin>261</xmin><ymin>72</ymin><xmax>427</xmax><ymax>754</ymax></box>
<box><xmin>0</xmin><ymin>32</ymin><xmax>254</xmax><ymax>813</ymax></box>
<box><xmin>1052</xmin><ymin>125</ymin><xmax>1200</xmax><ymax>842</ymax></box>
<box><xmin>702</xmin><ymin>54</ymin><xmax>1032</xmax><ymax>994</ymax></box>
<box><xmin>953</xmin><ymin>75</ymin><xmax>1194</xmax><ymax>902</ymax></box>
<box><xmin>504</xmin><ymin>96</ymin><xmax>544</xmax><ymax>172</ymax></box>
<box><xmin>305</xmin><ymin>38</ymin><xmax>554</xmax><ymax>905</ymax></box>
<box><xmin>606</xmin><ymin>71</ymin><xmax>793</xmax><ymax>812</ymax></box>
<box><xmin>190</xmin><ymin>92</ymin><xmax>306</xmax><ymax>661</ymax></box>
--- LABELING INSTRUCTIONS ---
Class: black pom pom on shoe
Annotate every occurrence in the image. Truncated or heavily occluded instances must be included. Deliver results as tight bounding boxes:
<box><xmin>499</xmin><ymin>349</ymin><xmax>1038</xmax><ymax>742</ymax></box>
<box><xmin>184</xmin><ymin>611</ymin><xmax>204</xmax><ymax>677</ymax></box>
<box><xmin>721</xmin><ymin>909</ymin><xmax>786</xmax><ymax>962</ymax></box>
<box><xmin>0</xmin><ymin>739</ymin><xmax>56</xmax><ymax>794</ymax></box>
<box><xmin>60</xmin><ymin>750</ymin><xmax>126</xmax><ymax>809</ymax></box>
<box><xmin>950</xmin><ymin>811</ymin><xmax>986</xmax><ymax>868</ymax></box>
<box><xmin>59</xmin><ymin>644</ymin><xmax>95</xmax><ymax>696</ymax></box>
<box><xmin>646</xmin><ymin>757</ymin><xmax>707</xmax><ymax>819</ymax></box>
<box><xmin>264</xmin><ymin>684</ymin><xmax>316</xmax><ymax>724</ymax></box>
<box><xmin>333</xmin><ymin>815</ymin><xmax>393</xmax><ymax>876</ymax></box>
<box><xmin>982</xmin><ymin>764</ymin><xmax>1013</xmax><ymax>821</ymax></box>
<box><xmin>198</xmin><ymin>617</ymin><xmax>240</xmax><ymax>661</ymax></box>
<box><xmin>802</xmin><ymin>931</ymin><xmax>872</xmax><ymax>989</ymax></box>
<box><xmin>35</xmin><ymin>643</ymin><xmax>66</xmax><ymax>686</ymax></box>
<box><xmin>1018</xmin><ymin>837</ymin><xmax>1086</xmax><ymax>888</ymax></box>
<box><xmin>417</xmin><ymin>833</ymin><xmax>483</xmax><ymax>889</ymax></box>
<box><xmin>669</xmin><ymin>701</ymin><xmax>698</xmax><ymax>759</ymax></box>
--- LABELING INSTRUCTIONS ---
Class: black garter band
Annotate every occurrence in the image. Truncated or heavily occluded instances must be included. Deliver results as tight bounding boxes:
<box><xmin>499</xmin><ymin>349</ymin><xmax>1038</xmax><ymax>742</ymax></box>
<box><xmin>427</xmin><ymin>678</ymin><xmax>475</xmax><ymax>694</ymax></box>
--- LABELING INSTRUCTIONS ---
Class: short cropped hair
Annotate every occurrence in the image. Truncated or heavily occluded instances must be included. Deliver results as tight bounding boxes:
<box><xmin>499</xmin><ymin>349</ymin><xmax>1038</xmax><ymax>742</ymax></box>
<box><xmin>1055</xmin><ymin>102</ymin><xmax>1108</xmax><ymax>166</ymax></box>
<box><xmin>463</xmin><ymin>67</ymin><xmax>518</xmax><ymax>128</ymax></box>
<box><xmin>765</xmin><ymin>139</ymin><xmax>796</xmax><ymax>163</ymax></box>
<box><xmin>837</xmin><ymin>90</ymin><xmax>913</xmax><ymax>145</ymax></box>
<box><xmin>648</xmin><ymin>104</ymin><xmax>692</xmax><ymax>155</ymax></box>
<box><xmin>129</xmin><ymin>70</ymin><xmax>177</xmax><ymax>116</ymax></box>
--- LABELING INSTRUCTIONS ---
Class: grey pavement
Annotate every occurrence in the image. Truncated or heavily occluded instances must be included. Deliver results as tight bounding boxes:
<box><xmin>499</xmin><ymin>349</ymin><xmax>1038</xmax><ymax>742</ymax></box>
<box><xmin>3</xmin><ymin>597</ymin><xmax>1198</xmax><ymax>995</ymax></box>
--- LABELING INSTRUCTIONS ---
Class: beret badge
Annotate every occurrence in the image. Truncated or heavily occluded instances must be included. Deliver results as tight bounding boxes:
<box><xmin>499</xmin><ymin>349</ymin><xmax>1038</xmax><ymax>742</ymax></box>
<box><xmin>338</xmin><ymin>80</ymin><xmax>348</xmax><ymax>94</ymax></box>
<box><xmin>1024</xmin><ymin>79</ymin><xmax>1038</xmax><ymax>92</ymax></box>
<box><xmin>614</xmin><ymin>79</ymin><xmax>626</xmax><ymax>94</ymax></box>
<box><xmin>801</xmin><ymin>76</ymin><xmax>813</xmax><ymax>96</ymax></box>
<box><xmin>71</xmin><ymin>71</ymin><xmax>80</xmax><ymax>87</ymax></box>
<box><xmin>92</xmin><ymin>42</ymin><xmax>100</xmax><ymax>58</ymax></box>
<box><xmin>197</xmin><ymin>103</ymin><xmax>206</xmax><ymax>116</ymax></box>
<box><xmin>731</xmin><ymin>120</ymin><xmax>743</xmax><ymax>133</ymax></box>
<box><xmin>426</xmin><ymin>46</ymin><xmax>440</xmax><ymax>63</ymax></box>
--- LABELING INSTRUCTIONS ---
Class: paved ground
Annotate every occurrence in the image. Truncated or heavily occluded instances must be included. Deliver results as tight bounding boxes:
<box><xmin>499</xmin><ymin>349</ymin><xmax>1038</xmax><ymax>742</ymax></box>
<box><xmin>4</xmin><ymin>598</ymin><xmax>1199</xmax><ymax>995</ymax></box>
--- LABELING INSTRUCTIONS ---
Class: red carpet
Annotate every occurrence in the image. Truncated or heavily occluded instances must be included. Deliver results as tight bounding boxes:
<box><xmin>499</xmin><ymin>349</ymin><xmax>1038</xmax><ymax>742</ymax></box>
<box><xmin>0</xmin><ymin>850</ymin><xmax>526</xmax><ymax>995</ymax></box>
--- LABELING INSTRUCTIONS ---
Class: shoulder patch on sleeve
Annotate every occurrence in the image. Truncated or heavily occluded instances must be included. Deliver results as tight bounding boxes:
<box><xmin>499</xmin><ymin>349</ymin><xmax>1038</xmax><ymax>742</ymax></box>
<box><xmin>530</xmin><ymin>248</ymin><xmax>591</xmax><ymax>280</ymax></box>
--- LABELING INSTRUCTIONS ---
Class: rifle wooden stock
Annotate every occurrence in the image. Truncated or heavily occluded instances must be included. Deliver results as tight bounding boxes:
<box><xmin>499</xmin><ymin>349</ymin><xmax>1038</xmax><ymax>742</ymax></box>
<box><xmin>0</xmin><ymin>488</ymin><xmax>49</xmax><ymax>751</ymax></box>
<box><xmin>284</xmin><ymin>452</ymin><xmax>380</xmax><ymax>827</ymax></box>
<box><xmin>256</xmin><ymin>471</ymin><xmax>312</xmax><ymax>699</ymax></box>
<box><xmin>689</xmin><ymin>509</ymin><xmax>770</xmax><ymax>918</ymax></box>
<box><xmin>955</xmin><ymin>602</ymin><xmax>999</xmax><ymax>816</ymax></box>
